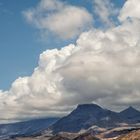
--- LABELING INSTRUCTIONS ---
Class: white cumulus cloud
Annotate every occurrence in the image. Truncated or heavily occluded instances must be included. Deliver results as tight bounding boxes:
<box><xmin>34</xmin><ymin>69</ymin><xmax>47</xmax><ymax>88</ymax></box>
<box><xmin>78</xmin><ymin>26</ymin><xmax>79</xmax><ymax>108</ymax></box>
<box><xmin>119</xmin><ymin>0</ymin><xmax>140</xmax><ymax>21</ymax></box>
<box><xmin>23</xmin><ymin>0</ymin><xmax>93</xmax><ymax>39</ymax></box>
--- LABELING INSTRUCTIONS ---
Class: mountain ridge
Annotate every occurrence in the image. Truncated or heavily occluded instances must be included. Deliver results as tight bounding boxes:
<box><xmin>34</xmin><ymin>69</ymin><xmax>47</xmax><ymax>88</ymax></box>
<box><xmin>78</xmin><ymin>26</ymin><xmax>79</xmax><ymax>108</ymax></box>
<box><xmin>50</xmin><ymin>104</ymin><xmax>126</xmax><ymax>133</ymax></box>
<box><xmin>119</xmin><ymin>106</ymin><xmax>140</xmax><ymax>123</ymax></box>
<box><xmin>0</xmin><ymin>117</ymin><xmax>59</xmax><ymax>139</ymax></box>
<box><xmin>0</xmin><ymin>103</ymin><xmax>140</xmax><ymax>139</ymax></box>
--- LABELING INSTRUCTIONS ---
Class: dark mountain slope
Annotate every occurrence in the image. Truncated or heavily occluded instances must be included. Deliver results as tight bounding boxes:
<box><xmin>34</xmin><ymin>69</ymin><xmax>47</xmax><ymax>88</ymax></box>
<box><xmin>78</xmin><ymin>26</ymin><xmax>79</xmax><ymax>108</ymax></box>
<box><xmin>51</xmin><ymin>104</ymin><xmax>122</xmax><ymax>133</ymax></box>
<box><xmin>0</xmin><ymin>117</ymin><xmax>59</xmax><ymax>139</ymax></box>
<box><xmin>119</xmin><ymin>106</ymin><xmax>140</xmax><ymax>123</ymax></box>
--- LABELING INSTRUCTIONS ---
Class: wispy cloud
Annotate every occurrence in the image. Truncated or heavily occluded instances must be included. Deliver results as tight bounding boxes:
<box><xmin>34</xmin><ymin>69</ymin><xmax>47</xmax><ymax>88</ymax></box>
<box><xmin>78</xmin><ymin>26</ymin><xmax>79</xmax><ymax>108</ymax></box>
<box><xmin>93</xmin><ymin>0</ymin><xmax>119</xmax><ymax>27</ymax></box>
<box><xmin>23</xmin><ymin>0</ymin><xmax>93</xmax><ymax>39</ymax></box>
<box><xmin>0</xmin><ymin>2</ymin><xmax>13</xmax><ymax>16</ymax></box>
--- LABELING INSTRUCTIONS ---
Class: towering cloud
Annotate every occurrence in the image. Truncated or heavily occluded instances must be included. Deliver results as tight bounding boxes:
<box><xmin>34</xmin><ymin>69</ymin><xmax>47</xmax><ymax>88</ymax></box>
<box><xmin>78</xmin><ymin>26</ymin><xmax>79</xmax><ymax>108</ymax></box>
<box><xmin>119</xmin><ymin>0</ymin><xmax>140</xmax><ymax>21</ymax></box>
<box><xmin>0</xmin><ymin>0</ymin><xmax>140</xmax><ymax>123</ymax></box>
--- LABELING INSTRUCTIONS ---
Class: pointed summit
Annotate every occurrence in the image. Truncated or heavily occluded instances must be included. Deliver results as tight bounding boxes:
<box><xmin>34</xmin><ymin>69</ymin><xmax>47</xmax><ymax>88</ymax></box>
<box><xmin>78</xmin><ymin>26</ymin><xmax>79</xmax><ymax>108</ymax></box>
<box><xmin>76</xmin><ymin>103</ymin><xmax>102</xmax><ymax>111</ymax></box>
<box><xmin>51</xmin><ymin>104</ymin><xmax>121</xmax><ymax>133</ymax></box>
<box><xmin>127</xmin><ymin>106</ymin><xmax>138</xmax><ymax>111</ymax></box>
<box><xmin>120</xmin><ymin>106</ymin><xmax>140</xmax><ymax>115</ymax></box>
<box><xmin>119</xmin><ymin>106</ymin><xmax>140</xmax><ymax>122</ymax></box>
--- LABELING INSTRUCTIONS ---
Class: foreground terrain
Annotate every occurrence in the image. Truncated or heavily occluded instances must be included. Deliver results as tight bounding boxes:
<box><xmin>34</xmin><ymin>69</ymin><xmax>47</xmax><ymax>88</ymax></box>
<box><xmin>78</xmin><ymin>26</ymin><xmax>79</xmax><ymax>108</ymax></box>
<box><xmin>10</xmin><ymin>128</ymin><xmax>140</xmax><ymax>140</ymax></box>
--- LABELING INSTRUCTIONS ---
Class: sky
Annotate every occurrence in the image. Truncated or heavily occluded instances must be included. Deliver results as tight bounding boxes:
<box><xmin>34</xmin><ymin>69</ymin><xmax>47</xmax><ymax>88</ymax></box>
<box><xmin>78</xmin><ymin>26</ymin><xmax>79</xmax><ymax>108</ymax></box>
<box><xmin>0</xmin><ymin>0</ymin><xmax>140</xmax><ymax>123</ymax></box>
<box><xmin>0</xmin><ymin>0</ymin><xmax>125</xmax><ymax>90</ymax></box>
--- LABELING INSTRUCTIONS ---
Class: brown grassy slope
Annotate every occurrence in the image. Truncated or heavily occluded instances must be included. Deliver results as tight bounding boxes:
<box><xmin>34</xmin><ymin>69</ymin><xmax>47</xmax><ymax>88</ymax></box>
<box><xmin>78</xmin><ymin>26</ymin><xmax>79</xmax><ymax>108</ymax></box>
<box><xmin>73</xmin><ymin>133</ymin><xmax>100</xmax><ymax>140</ymax></box>
<box><xmin>116</xmin><ymin>130</ymin><xmax>140</xmax><ymax>140</ymax></box>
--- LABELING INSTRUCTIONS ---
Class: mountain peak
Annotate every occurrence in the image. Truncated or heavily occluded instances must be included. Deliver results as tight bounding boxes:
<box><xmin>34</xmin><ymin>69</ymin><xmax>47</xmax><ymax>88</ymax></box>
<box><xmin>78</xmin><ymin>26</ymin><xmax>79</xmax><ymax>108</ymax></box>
<box><xmin>70</xmin><ymin>103</ymin><xmax>104</xmax><ymax>118</ymax></box>
<box><xmin>128</xmin><ymin>106</ymin><xmax>136</xmax><ymax>110</ymax></box>
<box><xmin>73</xmin><ymin>103</ymin><xmax>103</xmax><ymax>114</ymax></box>
<box><xmin>122</xmin><ymin>106</ymin><xmax>139</xmax><ymax>113</ymax></box>
<box><xmin>77</xmin><ymin>103</ymin><xmax>102</xmax><ymax>110</ymax></box>
<box><xmin>51</xmin><ymin>104</ymin><xmax>121</xmax><ymax>133</ymax></box>
<box><xmin>119</xmin><ymin>106</ymin><xmax>140</xmax><ymax>121</ymax></box>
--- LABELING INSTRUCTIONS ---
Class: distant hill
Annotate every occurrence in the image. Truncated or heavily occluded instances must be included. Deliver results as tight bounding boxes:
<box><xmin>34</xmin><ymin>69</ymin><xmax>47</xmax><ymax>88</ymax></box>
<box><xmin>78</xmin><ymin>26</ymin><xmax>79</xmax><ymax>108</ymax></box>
<box><xmin>0</xmin><ymin>117</ymin><xmax>59</xmax><ymax>139</ymax></box>
<box><xmin>119</xmin><ymin>106</ymin><xmax>140</xmax><ymax>123</ymax></box>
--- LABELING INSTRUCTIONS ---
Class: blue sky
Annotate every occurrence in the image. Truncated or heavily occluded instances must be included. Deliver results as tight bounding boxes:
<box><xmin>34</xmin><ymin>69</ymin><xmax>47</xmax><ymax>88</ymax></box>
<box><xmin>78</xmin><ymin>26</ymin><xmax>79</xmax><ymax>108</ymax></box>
<box><xmin>0</xmin><ymin>0</ymin><xmax>125</xmax><ymax>90</ymax></box>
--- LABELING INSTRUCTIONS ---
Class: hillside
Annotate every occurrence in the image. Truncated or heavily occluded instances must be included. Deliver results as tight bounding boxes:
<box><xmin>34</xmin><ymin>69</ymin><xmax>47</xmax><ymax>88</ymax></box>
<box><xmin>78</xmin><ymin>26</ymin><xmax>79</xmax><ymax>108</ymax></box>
<box><xmin>51</xmin><ymin>104</ymin><xmax>123</xmax><ymax>133</ymax></box>
<box><xmin>116</xmin><ymin>129</ymin><xmax>140</xmax><ymax>140</ymax></box>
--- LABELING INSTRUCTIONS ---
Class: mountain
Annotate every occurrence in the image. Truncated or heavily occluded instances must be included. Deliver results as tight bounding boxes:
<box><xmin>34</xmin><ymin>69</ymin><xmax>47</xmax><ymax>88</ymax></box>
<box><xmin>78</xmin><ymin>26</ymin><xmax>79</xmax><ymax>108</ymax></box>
<box><xmin>0</xmin><ymin>117</ymin><xmax>59</xmax><ymax>139</ymax></box>
<box><xmin>3</xmin><ymin>104</ymin><xmax>140</xmax><ymax>140</ymax></box>
<box><xmin>0</xmin><ymin>104</ymin><xmax>140</xmax><ymax>139</ymax></box>
<box><xmin>119</xmin><ymin>106</ymin><xmax>140</xmax><ymax>123</ymax></box>
<box><xmin>51</xmin><ymin>104</ymin><xmax>123</xmax><ymax>133</ymax></box>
